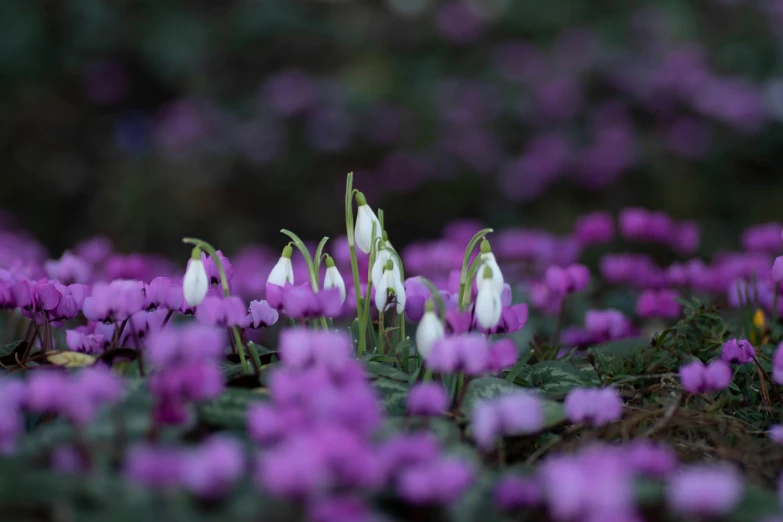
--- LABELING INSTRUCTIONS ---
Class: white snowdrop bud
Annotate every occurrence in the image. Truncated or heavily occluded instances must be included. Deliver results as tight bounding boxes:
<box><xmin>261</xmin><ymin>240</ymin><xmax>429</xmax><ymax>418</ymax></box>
<box><xmin>183</xmin><ymin>247</ymin><xmax>209</xmax><ymax>307</ymax></box>
<box><xmin>267</xmin><ymin>244</ymin><xmax>295</xmax><ymax>287</ymax></box>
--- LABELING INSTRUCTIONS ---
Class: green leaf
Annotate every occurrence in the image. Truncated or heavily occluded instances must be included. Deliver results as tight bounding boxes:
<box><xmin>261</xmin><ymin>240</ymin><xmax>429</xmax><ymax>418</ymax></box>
<box><xmin>199</xmin><ymin>388</ymin><xmax>265</xmax><ymax>429</ymax></box>
<box><xmin>0</xmin><ymin>340</ymin><xmax>22</xmax><ymax>357</ymax></box>
<box><xmin>518</xmin><ymin>360</ymin><xmax>598</xmax><ymax>396</ymax></box>
<box><xmin>364</xmin><ymin>361</ymin><xmax>410</xmax><ymax>382</ymax></box>
<box><xmin>371</xmin><ymin>377</ymin><xmax>410</xmax><ymax>416</ymax></box>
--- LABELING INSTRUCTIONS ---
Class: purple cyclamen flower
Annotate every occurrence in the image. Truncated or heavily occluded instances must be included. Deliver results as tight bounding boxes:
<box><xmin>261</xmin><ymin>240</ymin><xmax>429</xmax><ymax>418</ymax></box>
<box><xmin>12</xmin><ymin>279</ymin><xmax>62</xmax><ymax>314</ymax></box>
<box><xmin>472</xmin><ymin>392</ymin><xmax>544</xmax><ymax>450</ymax></box>
<box><xmin>144</xmin><ymin>277</ymin><xmax>172</xmax><ymax>311</ymax></box>
<box><xmin>624</xmin><ymin>441</ymin><xmax>677</xmax><ymax>477</ymax></box>
<box><xmin>564</xmin><ymin>387</ymin><xmax>623</xmax><ymax>427</ymax></box>
<box><xmin>309</xmin><ymin>496</ymin><xmax>378</xmax><ymax>522</ymax></box>
<box><xmin>636</xmin><ymin>289</ymin><xmax>682</xmax><ymax>319</ymax></box>
<box><xmin>0</xmin><ymin>379</ymin><xmax>26</xmax><ymax>454</ymax></box>
<box><xmin>772</xmin><ymin>343</ymin><xmax>783</xmax><ymax>385</ymax></box>
<box><xmin>146</xmin><ymin>324</ymin><xmax>225</xmax><ymax>366</ymax></box>
<box><xmin>125</xmin><ymin>444</ymin><xmax>184</xmax><ymax>489</ymax></box>
<box><xmin>493</xmin><ymin>475</ymin><xmax>542</xmax><ymax>510</ymax></box>
<box><xmin>199</xmin><ymin>250</ymin><xmax>233</xmax><ymax>286</ymax></box>
<box><xmin>666</xmin><ymin>464</ymin><xmax>743</xmax><ymax>517</ymax></box>
<box><xmin>768</xmin><ymin>425</ymin><xmax>783</xmax><ymax>445</ymax></box>
<box><xmin>51</xmin><ymin>446</ymin><xmax>87</xmax><ymax>474</ymax></box>
<box><xmin>573</xmin><ymin>212</ymin><xmax>614</xmax><ymax>246</ymax></box>
<box><xmin>679</xmin><ymin>360</ymin><xmax>733</xmax><ymax>394</ymax></box>
<box><xmin>396</xmin><ymin>457</ymin><xmax>474</xmax><ymax>505</ymax></box>
<box><xmin>181</xmin><ymin>435</ymin><xmax>244</xmax><ymax>498</ymax></box>
<box><xmin>427</xmin><ymin>333</ymin><xmax>489</xmax><ymax>375</ymax></box>
<box><xmin>83</xmin><ymin>280</ymin><xmax>145</xmax><ymax>323</ymax></box>
<box><xmin>278</xmin><ymin>328</ymin><xmax>353</xmax><ymax>370</ymax></box>
<box><xmin>480</xmin><ymin>304</ymin><xmax>529</xmax><ymax>336</ymax></box>
<box><xmin>44</xmin><ymin>251</ymin><xmax>92</xmax><ymax>285</ymax></box>
<box><xmin>721</xmin><ymin>338</ymin><xmax>755</xmax><ymax>365</ymax></box>
<box><xmin>545</xmin><ymin>264</ymin><xmax>589</xmax><ymax>295</ymax></box>
<box><xmin>255</xmin><ymin>436</ymin><xmax>330</xmax><ymax>499</ymax></box>
<box><xmin>407</xmin><ymin>383</ymin><xmax>448</xmax><ymax>416</ymax></box>
<box><xmin>486</xmin><ymin>339</ymin><xmax>518</xmax><ymax>372</ymax></box>
<box><xmin>585</xmin><ymin>309</ymin><xmax>633</xmax><ymax>342</ymax></box>
<box><xmin>244</xmin><ymin>299</ymin><xmax>279</xmax><ymax>328</ymax></box>
<box><xmin>195</xmin><ymin>296</ymin><xmax>247</xmax><ymax>327</ymax></box>
<box><xmin>267</xmin><ymin>283</ymin><xmax>342</xmax><ymax>319</ymax></box>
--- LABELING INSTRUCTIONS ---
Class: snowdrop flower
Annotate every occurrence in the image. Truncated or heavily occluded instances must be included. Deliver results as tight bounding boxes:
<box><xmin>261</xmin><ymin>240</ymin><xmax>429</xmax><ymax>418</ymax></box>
<box><xmin>375</xmin><ymin>259</ymin><xmax>405</xmax><ymax>314</ymax></box>
<box><xmin>475</xmin><ymin>266</ymin><xmax>502</xmax><ymax>329</ymax></box>
<box><xmin>354</xmin><ymin>191</ymin><xmax>381</xmax><ymax>254</ymax></box>
<box><xmin>322</xmin><ymin>255</ymin><xmax>346</xmax><ymax>304</ymax></box>
<box><xmin>267</xmin><ymin>244</ymin><xmax>294</xmax><ymax>288</ymax></box>
<box><xmin>183</xmin><ymin>248</ymin><xmax>209</xmax><ymax>307</ymax></box>
<box><xmin>371</xmin><ymin>235</ymin><xmax>401</xmax><ymax>288</ymax></box>
<box><xmin>475</xmin><ymin>238</ymin><xmax>504</xmax><ymax>294</ymax></box>
<box><xmin>416</xmin><ymin>300</ymin><xmax>445</xmax><ymax>358</ymax></box>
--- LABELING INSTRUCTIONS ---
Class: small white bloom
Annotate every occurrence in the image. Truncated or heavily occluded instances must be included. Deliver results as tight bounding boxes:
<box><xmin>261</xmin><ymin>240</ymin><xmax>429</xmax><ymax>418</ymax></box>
<box><xmin>267</xmin><ymin>245</ymin><xmax>294</xmax><ymax>287</ymax></box>
<box><xmin>354</xmin><ymin>192</ymin><xmax>381</xmax><ymax>254</ymax></box>
<box><xmin>475</xmin><ymin>267</ymin><xmax>502</xmax><ymax>329</ymax></box>
<box><xmin>416</xmin><ymin>302</ymin><xmax>444</xmax><ymax>358</ymax></box>
<box><xmin>183</xmin><ymin>254</ymin><xmax>209</xmax><ymax>307</ymax></box>
<box><xmin>475</xmin><ymin>239</ymin><xmax>504</xmax><ymax>294</ymax></box>
<box><xmin>375</xmin><ymin>260</ymin><xmax>406</xmax><ymax>314</ymax></box>
<box><xmin>323</xmin><ymin>256</ymin><xmax>346</xmax><ymax>304</ymax></box>
<box><xmin>371</xmin><ymin>241</ymin><xmax>401</xmax><ymax>287</ymax></box>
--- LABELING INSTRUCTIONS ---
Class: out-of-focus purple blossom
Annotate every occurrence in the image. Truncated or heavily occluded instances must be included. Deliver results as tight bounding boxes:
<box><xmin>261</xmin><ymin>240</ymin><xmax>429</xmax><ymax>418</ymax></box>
<box><xmin>309</xmin><ymin>496</ymin><xmax>379</xmax><ymax>522</ymax></box>
<box><xmin>493</xmin><ymin>475</ymin><xmax>542</xmax><ymax>510</ymax></box>
<box><xmin>396</xmin><ymin>457</ymin><xmax>474</xmax><ymax>505</ymax></box>
<box><xmin>665</xmin><ymin>117</ymin><xmax>711</xmax><ymax>158</ymax></box>
<box><xmin>307</xmin><ymin>106</ymin><xmax>355</xmax><ymax>153</ymax></box>
<box><xmin>83</xmin><ymin>61</ymin><xmax>129</xmax><ymax>106</ymax></box>
<box><xmin>666</xmin><ymin>464</ymin><xmax>743</xmax><ymax>516</ymax></box>
<box><xmin>720</xmin><ymin>338</ymin><xmax>755</xmax><ymax>365</ymax></box>
<box><xmin>636</xmin><ymin>289</ymin><xmax>681</xmax><ymax>319</ymax></box>
<box><xmin>244</xmin><ymin>299</ymin><xmax>279</xmax><ymax>328</ymax></box>
<box><xmin>263</xmin><ymin>69</ymin><xmax>318</xmax><ymax>117</ymax></box>
<box><xmin>427</xmin><ymin>333</ymin><xmax>488</xmax><ymax>375</ymax></box>
<box><xmin>624</xmin><ymin>440</ymin><xmax>678</xmax><ymax>478</ymax></box>
<box><xmin>44</xmin><ymin>251</ymin><xmax>92</xmax><ymax>285</ymax></box>
<box><xmin>83</xmin><ymin>280</ymin><xmax>145</xmax><ymax>323</ymax></box>
<box><xmin>768</xmin><ymin>425</ymin><xmax>783</xmax><ymax>445</ymax></box>
<box><xmin>66</xmin><ymin>326</ymin><xmax>107</xmax><ymax>354</ymax></box>
<box><xmin>155</xmin><ymin>99</ymin><xmax>207</xmax><ymax>151</ymax></box>
<box><xmin>278</xmin><ymin>328</ymin><xmax>353</xmax><ymax>371</ymax></box>
<box><xmin>146</xmin><ymin>323</ymin><xmax>226</xmax><ymax>367</ymax></box>
<box><xmin>195</xmin><ymin>296</ymin><xmax>247</xmax><ymax>327</ymax></box>
<box><xmin>564</xmin><ymin>387</ymin><xmax>623</xmax><ymax>427</ymax></box>
<box><xmin>743</xmin><ymin>222</ymin><xmax>782</xmax><ymax>253</ymax></box>
<box><xmin>0</xmin><ymin>379</ymin><xmax>26</xmax><ymax>454</ymax></box>
<box><xmin>584</xmin><ymin>309</ymin><xmax>633</xmax><ymax>342</ymax></box>
<box><xmin>51</xmin><ymin>446</ymin><xmax>87</xmax><ymax>474</ymax></box>
<box><xmin>407</xmin><ymin>382</ymin><xmax>448</xmax><ymax>416</ymax></box>
<box><xmin>435</xmin><ymin>3</ymin><xmax>484</xmax><ymax>44</ymax></box>
<box><xmin>181</xmin><ymin>435</ymin><xmax>245</xmax><ymax>498</ymax></box>
<box><xmin>679</xmin><ymin>360</ymin><xmax>733</xmax><ymax>393</ymax></box>
<box><xmin>486</xmin><ymin>339</ymin><xmax>518</xmax><ymax>372</ymax></box>
<box><xmin>125</xmin><ymin>444</ymin><xmax>184</xmax><ymax>489</ymax></box>
<box><xmin>573</xmin><ymin>212</ymin><xmax>614</xmax><ymax>246</ymax></box>
<box><xmin>471</xmin><ymin>392</ymin><xmax>544</xmax><ymax>450</ymax></box>
<box><xmin>267</xmin><ymin>283</ymin><xmax>343</xmax><ymax>319</ymax></box>
<box><xmin>774</xmin><ymin>343</ymin><xmax>783</xmax><ymax>384</ymax></box>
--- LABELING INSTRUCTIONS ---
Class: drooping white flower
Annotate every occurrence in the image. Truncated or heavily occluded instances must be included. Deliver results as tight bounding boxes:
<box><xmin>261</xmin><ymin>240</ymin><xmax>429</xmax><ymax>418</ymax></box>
<box><xmin>416</xmin><ymin>300</ymin><xmax>445</xmax><ymax>358</ymax></box>
<box><xmin>475</xmin><ymin>266</ymin><xmax>502</xmax><ymax>329</ymax></box>
<box><xmin>322</xmin><ymin>255</ymin><xmax>346</xmax><ymax>304</ymax></box>
<box><xmin>183</xmin><ymin>249</ymin><xmax>209</xmax><ymax>307</ymax></box>
<box><xmin>267</xmin><ymin>244</ymin><xmax>294</xmax><ymax>287</ymax></box>
<box><xmin>371</xmin><ymin>239</ymin><xmax>401</xmax><ymax>288</ymax></box>
<box><xmin>354</xmin><ymin>191</ymin><xmax>381</xmax><ymax>254</ymax></box>
<box><xmin>375</xmin><ymin>259</ymin><xmax>406</xmax><ymax>314</ymax></box>
<box><xmin>475</xmin><ymin>238</ymin><xmax>504</xmax><ymax>294</ymax></box>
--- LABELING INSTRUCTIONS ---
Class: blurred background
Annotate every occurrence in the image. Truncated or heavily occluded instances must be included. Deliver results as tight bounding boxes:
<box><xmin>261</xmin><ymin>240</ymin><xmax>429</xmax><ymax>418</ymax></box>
<box><xmin>1</xmin><ymin>0</ymin><xmax>783</xmax><ymax>259</ymax></box>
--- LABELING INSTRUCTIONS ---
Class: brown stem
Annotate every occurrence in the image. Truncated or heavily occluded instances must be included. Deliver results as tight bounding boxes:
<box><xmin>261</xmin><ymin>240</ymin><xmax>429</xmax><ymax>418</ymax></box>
<box><xmin>451</xmin><ymin>375</ymin><xmax>473</xmax><ymax>416</ymax></box>
<box><xmin>161</xmin><ymin>309</ymin><xmax>174</xmax><ymax>329</ymax></box>
<box><xmin>111</xmin><ymin>319</ymin><xmax>129</xmax><ymax>351</ymax></box>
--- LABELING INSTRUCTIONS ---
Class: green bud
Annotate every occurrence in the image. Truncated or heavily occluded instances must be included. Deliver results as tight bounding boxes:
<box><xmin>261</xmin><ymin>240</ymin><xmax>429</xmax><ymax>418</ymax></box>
<box><xmin>282</xmin><ymin>244</ymin><xmax>293</xmax><ymax>259</ymax></box>
<box><xmin>384</xmin><ymin>259</ymin><xmax>394</xmax><ymax>271</ymax></box>
<box><xmin>190</xmin><ymin>247</ymin><xmax>202</xmax><ymax>261</ymax></box>
<box><xmin>382</xmin><ymin>230</ymin><xmax>389</xmax><ymax>242</ymax></box>
<box><xmin>480</xmin><ymin>237</ymin><xmax>492</xmax><ymax>254</ymax></box>
<box><xmin>325</xmin><ymin>255</ymin><xmax>335</xmax><ymax>268</ymax></box>
<box><xmin>425</xmin><ymin>299</ymin><xmax>435</xmax><ymax>312</ymax></box>
<box><xmin>355</xmin><ymin>191</ymin><xmax>367</xmax><ymax>206</ymax></box>
<box><xmin>482</xmin><ymin>265</ymin><xmax>493</xmax><ymax>279</ymax></box>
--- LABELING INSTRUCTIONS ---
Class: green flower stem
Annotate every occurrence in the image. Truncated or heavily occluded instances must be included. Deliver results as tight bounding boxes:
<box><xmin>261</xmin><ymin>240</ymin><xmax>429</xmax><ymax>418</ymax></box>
<box><xmin>378</xmin><ymin>308</ymin><xmax>385</xmax><ymax>355</ymax></box>
<box><xmin>459</xmin><ymin>256</ymin><xmax>485</xmax><ymax>309</ymax></box>
<box><xmin>385</xmin><ymin>247</ymin><xmax>408</xmax><ymax>341</ymax></box>
<box><xmin>182</xmin><ymin>237</ymin><xmax>250</xmax><ymax>373</ymax></box>
<box><xmin>280</xmin><ymin>230</ymin><xmax>318</xmax><ymax>291</ymax></box>
<box><xmin>457</xmin><ymin>229</ymin><xmax>493</xmax><ymax>312</ymax></box>
<box><xmin>345</xmin><ymin>173</ymin><xmax>366</xmax><ymax>354</ymax></box>
<box><xmin>360</xmin><ymin>229</ymin><xmax>379</xmax><ymax>354</ymax></box>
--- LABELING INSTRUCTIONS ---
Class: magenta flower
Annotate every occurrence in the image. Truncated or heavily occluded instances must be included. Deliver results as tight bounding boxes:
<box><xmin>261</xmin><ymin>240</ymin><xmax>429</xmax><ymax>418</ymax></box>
<box><xmin>195</xmin><ymin>296</ymin><xmax>247</xmax><ymax>327</ymax></box>
<box><xmin>255</xmin><ymin>435</ymin><xmax>330</xmax><ymax>499</ymax></box>
<box><xmin>471</xmin><ymin>392</ymin><xmax>544</xmax><ymax>450</ymax></box>
<box><xmin>564</xmin><ymin>387</ymin><xmax>623</xmax><ymax>427</ymax></box>
<box><xmin>267</xmin><ymin>283</ymin><xmax>342</xmax><ymax>319</ymax></box>
<box><xmin>124</xmin><ymin>444</ymin><xmax>184</xmax><ymax>489</ymax></box>
<box><xmin>0</xmin><ymin>379</ymin><xmax>26</xmax><ymax>453</ymax></box>
<box><xmin>146</xmin><ymin>323</ymin><xmax>225</xmax><ymax>366</ymax></box>
<box><xmin>427</xmin><ymin>333</ymin><xmax>489</xmax><ymax>375</ymax></box>
<box><xmin>768</xmin><ymin>425</ymin><xmax>783</xmax><ymax>445</ymax></box>
<box><xmin>396</xmin><ymin>457</ymin><xmax>474</xmax><ymax>505</ymax></box>
<box><xmin>44</xmin><ymin>251</ymin><xmax>92</xmax><ymax>285</ymax></box>
<box><xmin>83</xmin><ymin>280</ymin><xmax>145</xmax><ymax>323</ymax></box>
<box><xmin>244</xmin><ymin>299</ymin><xmax>279</xmax><ymax>328</ymax></box>
<box><xmin>636</xmin><ymin>289</ymin><xmax>681</xmax><ymax>319</ymax></box>
<box><xmin>277</xmin><ymin>328</ymin><xmax>353</xmax><ymax>370</ymax></box>
<box><xmin>573</xmin><ymin>212</ymin><xmax>614</xmax><ymax>246</ymax></box>
<box><xmin>774</xmin><ymin>343</ymin><xmax>783</xmax><ymax>384</ymax></box>
<box><xmin>144</xmin><ymin>277</ymin><xmax>172</xmax><ymax>311</ymax></box>
<box><xmin>584</xmin><ymin>309</ymin><xmax>633</xmax><ymax>342</ymax></box>
<box><xmin>407</xmin><ymin>383</ymin><xmax>448</xmax><ymax>416</ymax></box>
<box><xmin>12</xmin><ymin>279</ymin><xmax>62</xmax><ymax>315</ymax></box>
<box><xmin>624</xmin><ymin>441</ymin><xmax>677</xmax><ymax>478</ymax></box>
<box><xmin>493</xmin><ymin>475</ymin><xmax>542</xmax><ymax>510</ymax></box>
<box><xmin>721</xmin><ymin>338</ymin><xmax>755</xmax><ymax>365</ymax></box>
<box><xmin>666</xmin><ymin>464</ymin><xmax>743</xmax><ymax>516</ymax></box>
<box><xmin>181</xmin><ymin>435</ymin><xmax>245</xmax><ymax>498</ymax></box>
<box><xmin>199</xmin><ymin>250</ymin><xmax>233</xmax><ymax>286</ymax></box>
<box><xmin>679</xmin><ymin>360</ymin><xmax>733</xmax><ymax>394</ymax></box>
<box><xmin>486</xmin><ymin>339</ymin><xmax>518</xmax><ymax>372</ymax></box>
<box><xmin>309</xmin><ymin>496</ymin><xmax>378</xmax><ymax>522</ymax></box>
<box><xmin>545</xmin><ymin>264</ymin><xmax>590</xmax><ymax>295</ymax></box>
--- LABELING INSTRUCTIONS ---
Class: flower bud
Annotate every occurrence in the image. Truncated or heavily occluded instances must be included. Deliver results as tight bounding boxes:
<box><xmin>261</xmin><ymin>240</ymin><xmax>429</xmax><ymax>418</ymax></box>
<box><xmin>415</xmin><ymin>300</ymin><xmax>445</xmax><ymax>358</ymax></box>
<box><xmin>183</xmin><ymin>247</ymin><xmax>209</xmax><ymax>307</ymax></box>
<box><xmin>323</xmin><ymin>255</ymin><xmax>346</xmax><ymax>304</ymax></box>
<box><xmin>475</xmin><ymin>266</ymin><xmax>502</xmax><ymax>329</ymax></box>
<box><xmin>354</xmin><ymin>192</ymin><xmax>381</xmax><ymax>254</ymax></box>
<box><xmin>267</xmin><ymin>245</ymin><xmax>295</xmax><ymax>288</ymax></box>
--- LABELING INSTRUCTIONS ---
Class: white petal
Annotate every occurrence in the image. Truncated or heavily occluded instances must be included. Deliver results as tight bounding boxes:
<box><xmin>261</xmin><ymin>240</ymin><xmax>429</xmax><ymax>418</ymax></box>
<box><xmin>415</xmin><ymin>311</ymin><xmax>445</xmax><ymax>358</ymax></box>
<box><xmin>268</xmin><ymin>257</ymin><xmax>294</xmax><ymax>287</ymax></box>
<box><xmin>475</xmin><ymin>284</ymin><xmax>502</xmax><ymax>329</ymax></box>
<box><xmin>374</xmin><ymin>274</ymin><xmax>389</xmax><ymax>313</ymax></box>
<box><xmin>323</xmin><ymin>266</ymin><xmax>346</xmax><ymax>304</ymax></box>
<box><xmin>183</xmin><ymin>259</ymin><xmax>209</xmax><ymax>306</ymax></box>
<box><xmin>371</xmin><ymin>250</ymin><xmax>391</xmax><ymax>287</ymax></box>
<box><xmin>355</xmin><ymin>205</ymin><xmax>381</xmax><ymax>254</ymax></box>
